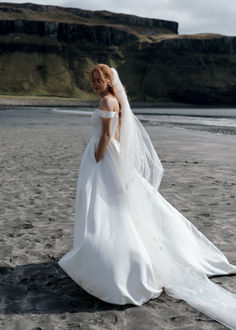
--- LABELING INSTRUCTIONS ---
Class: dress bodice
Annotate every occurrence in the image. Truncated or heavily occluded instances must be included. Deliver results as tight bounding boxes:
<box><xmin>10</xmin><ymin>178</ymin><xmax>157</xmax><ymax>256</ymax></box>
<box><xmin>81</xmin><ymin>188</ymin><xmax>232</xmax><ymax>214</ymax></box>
<box><xmin>91</xmin><ymin>108</ymin><xmax>119</xmax><ymax>139</ymax></box>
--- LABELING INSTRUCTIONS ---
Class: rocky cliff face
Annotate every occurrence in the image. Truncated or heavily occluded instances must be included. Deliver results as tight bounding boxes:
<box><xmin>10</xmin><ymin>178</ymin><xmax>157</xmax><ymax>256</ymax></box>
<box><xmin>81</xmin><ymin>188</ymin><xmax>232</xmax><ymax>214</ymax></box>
<box><xmin>0</xmin><ymin>2</ymin><xmax>178</xmax><ymax>35</ymax></box>
<box><xmin>0</xmin><ymin>2</ymin><xmax>236</xmax><ymax>105</ymax></box>
<box><xmin>158</xmin><ymin>35</ymin><xmax>236</xmax><ymax>54</ymax></box>
<box><xmin>11</xmin><ymin>2</ymin><xmax>178</xmax><ymax>32</ymax></box>
<box><xmin>0</xmin><ymin>17</ymin><xmax>235</xmax><ymax>52</ymax></box>
<box><xmin>0</xmin><ymin>19</ymin><xmax>138</xmax><ymax>45</ymax></box>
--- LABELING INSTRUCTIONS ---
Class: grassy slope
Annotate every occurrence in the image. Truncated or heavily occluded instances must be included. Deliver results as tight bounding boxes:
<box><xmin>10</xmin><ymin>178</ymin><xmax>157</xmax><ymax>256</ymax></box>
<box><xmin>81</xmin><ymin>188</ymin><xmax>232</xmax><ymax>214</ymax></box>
<box><xmin>0</xmin><ymin>3</ymin><xmax>236</xmax><ymax>104</ymax></box>
<box><xmin>1</xmin><ymin>35</ymin><xmax>236</xmax><ymax>104</ymax></box>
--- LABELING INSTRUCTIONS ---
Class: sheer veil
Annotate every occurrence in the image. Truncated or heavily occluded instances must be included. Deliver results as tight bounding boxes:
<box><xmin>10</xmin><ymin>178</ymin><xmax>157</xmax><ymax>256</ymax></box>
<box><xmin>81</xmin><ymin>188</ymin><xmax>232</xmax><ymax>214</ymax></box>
<box><xmin>110</xmin><ymin>67</ymin><xmax>236</xmax><ymax>329</ymax></box>
<box><xmin>110</xmin><ymin>67</ymin><xmax>164</xmax><ymax>191</ymax></box>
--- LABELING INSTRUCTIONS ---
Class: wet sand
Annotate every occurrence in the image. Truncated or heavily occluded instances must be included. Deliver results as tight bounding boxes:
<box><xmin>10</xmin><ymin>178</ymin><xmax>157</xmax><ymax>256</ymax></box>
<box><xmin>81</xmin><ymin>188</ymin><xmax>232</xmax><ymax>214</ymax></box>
<box><xmin>0</xmin><ymin>95</ymin><xmax>213</xmax><ymax>108</ymax></box>
<box><xmin>0</xmin><ymin>110</ymin><xmax>235</xmax><ymax>329</ymax></box>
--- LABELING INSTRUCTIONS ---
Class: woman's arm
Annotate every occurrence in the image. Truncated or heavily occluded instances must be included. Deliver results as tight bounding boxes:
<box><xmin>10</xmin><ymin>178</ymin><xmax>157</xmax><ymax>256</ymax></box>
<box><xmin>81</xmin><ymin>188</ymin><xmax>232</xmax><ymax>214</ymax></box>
<box><xmin>95</xmin><ymin>98</ymin><xmax>114</xmax><ymax>163</ymax></box>
<box><xmin>95</xmin><ymin>120</ymin><xmax>112</xmax><ymax>162</ymax></box>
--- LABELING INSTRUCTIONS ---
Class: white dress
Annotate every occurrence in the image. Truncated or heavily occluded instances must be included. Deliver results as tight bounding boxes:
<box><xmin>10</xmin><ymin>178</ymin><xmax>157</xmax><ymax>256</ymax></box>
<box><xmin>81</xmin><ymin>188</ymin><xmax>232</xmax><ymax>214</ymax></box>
<box><xmin>58</xmin><ymin>108</ymin><xmax>236</xmax><ymax>328</ymax></box>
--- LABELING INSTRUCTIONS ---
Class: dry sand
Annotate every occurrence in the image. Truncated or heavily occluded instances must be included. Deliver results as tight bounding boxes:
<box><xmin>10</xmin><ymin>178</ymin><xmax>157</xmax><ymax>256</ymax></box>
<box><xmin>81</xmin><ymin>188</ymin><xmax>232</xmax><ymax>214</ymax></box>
<box><xmin>0</xmin><ymin>109</ymin><xmax>235</xmax><ymax>329</ymax></box>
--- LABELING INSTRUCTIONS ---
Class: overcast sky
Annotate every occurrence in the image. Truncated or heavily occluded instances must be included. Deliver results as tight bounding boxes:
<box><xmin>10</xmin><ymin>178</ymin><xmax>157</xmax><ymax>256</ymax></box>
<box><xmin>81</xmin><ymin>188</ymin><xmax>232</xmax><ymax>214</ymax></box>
<box><xmin>2</xmin><ymin>0</ymin><xmax>236</xmax><ymax>36</ymax></box>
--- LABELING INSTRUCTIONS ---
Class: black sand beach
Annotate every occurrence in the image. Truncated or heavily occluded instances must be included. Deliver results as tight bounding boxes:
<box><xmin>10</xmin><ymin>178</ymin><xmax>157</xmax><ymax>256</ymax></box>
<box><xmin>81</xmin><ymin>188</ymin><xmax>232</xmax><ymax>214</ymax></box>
<box><xmin>0</xmin><ymin>108</ymin><xmax>235</xmax><ymax>329</ymax></box>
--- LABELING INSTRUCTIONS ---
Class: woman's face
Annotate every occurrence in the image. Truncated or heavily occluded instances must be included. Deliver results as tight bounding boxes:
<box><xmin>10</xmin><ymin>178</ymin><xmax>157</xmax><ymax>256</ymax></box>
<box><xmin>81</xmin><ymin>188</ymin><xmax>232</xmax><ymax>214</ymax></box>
<box><xmin>91</xmin><ymin>70</ymin><xmax>108</xmax><ymax>95</ymax></box>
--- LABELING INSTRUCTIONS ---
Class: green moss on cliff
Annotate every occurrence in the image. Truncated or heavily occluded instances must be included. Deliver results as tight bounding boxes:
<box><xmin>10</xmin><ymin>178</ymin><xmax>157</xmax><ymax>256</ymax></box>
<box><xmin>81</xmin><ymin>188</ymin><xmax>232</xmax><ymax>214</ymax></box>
<box><xmin>0</xmin><ymin>49</ymin><xmax>94</xmax><ymax>99</ymax></box>
<box><xmin>0</xmin><ymin>4</ymin><xmax>236</xmax><ymax>104</ymax></box>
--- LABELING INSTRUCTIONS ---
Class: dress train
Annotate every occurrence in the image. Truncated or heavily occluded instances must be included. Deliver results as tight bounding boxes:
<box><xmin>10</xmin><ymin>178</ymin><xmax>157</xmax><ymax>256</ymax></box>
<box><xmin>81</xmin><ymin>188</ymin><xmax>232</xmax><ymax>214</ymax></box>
<box><xmin>59</xmin><ymin>108</ymin><xmax>236</xmax><ymax>329</ymax></box>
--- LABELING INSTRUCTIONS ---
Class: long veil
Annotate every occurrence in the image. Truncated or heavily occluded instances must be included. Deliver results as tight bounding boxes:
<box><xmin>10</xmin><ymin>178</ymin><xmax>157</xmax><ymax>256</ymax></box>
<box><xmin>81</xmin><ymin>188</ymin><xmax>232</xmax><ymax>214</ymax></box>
<box><xmin>110</xmin><ymin>67</ymin><xmax>164</xmax><ymax>191</ymax></box>
<box><xmin>110</xmin><ymin>67</ymin><xmax>236</xmax><ymax>329</ymax></box>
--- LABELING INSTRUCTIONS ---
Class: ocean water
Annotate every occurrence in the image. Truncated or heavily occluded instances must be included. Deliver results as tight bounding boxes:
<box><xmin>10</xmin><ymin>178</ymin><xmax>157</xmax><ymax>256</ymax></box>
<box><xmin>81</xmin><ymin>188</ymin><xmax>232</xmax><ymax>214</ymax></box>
<box><xmin>134</xmin><ymin>108</ymin><xmax>236</xmax><ymax>135</ymax></box>
<box><xmin>1</xmin><ymin>106</ymin><xmax>236</xmax><ymax>135</ymax></box>
<box><xmin>51</xmin><ymin>107</ymin><xmax>236</xmax><ymax>135</ymax></box>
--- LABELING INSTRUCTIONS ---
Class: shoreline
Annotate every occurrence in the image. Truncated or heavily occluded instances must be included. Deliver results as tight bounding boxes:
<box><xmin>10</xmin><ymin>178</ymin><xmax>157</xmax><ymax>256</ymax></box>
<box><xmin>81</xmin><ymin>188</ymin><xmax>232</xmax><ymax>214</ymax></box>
<box><xmin>1</xmin><ymin>106</ymin><xmax>235</xmax><ymax>136</ymax></box>
<box><xmin>0</xmin><ymin>95</ymin><xmax>235</xmax><ymax>109</ymax></box>
<box><xmin>143</xmin><ymin>121</ymin><xmax>236</xmax><ymax>136</ymax></box>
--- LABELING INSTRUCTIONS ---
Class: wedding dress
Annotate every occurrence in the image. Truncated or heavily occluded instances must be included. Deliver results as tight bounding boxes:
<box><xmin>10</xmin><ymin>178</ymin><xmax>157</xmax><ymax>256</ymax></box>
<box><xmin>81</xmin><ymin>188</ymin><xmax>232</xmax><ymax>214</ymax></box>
<box><xmin>58</xmin><ymin>68</ymin><xmax>236</xmax><ymax>329</ymax></box>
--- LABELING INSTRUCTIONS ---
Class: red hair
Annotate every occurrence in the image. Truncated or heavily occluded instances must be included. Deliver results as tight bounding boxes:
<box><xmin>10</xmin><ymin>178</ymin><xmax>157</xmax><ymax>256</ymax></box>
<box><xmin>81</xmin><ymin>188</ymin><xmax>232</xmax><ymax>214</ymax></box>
<box><xmin>90</xmin><ymin>64</ymin><xmax>123</xmax><ymax>119</ymax></box>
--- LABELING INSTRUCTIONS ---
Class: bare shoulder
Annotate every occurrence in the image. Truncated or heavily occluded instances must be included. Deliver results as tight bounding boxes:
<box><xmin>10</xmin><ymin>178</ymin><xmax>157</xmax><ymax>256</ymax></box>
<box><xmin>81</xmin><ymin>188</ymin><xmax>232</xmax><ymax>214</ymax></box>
<box><xmin>99</xmin><ymin>95</ymin><xmax>119</xmax><ymax>112</ymax></box>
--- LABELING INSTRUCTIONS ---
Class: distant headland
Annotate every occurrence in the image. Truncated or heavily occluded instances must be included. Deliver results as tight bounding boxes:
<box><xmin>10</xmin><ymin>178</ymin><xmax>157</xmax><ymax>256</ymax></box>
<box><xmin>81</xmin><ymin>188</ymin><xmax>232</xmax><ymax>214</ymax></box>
<box><xmin>0</xmin><ymin>2</ymin><xmax>236</xmax><ymax>106</ymax></box>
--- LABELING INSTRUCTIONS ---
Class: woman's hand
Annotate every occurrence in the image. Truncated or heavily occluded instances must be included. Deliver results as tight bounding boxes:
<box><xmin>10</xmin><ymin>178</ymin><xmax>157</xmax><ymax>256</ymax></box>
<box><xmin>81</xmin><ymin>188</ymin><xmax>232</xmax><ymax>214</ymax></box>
<box><xmin>95</xmin><ymin>151</ymin><xmax>101</xmax><ymax>163</ymax></box>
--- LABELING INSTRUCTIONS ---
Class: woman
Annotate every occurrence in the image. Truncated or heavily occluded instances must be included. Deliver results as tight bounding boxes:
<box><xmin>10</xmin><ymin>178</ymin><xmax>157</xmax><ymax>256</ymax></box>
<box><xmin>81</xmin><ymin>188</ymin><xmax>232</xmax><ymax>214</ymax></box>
<box><xmin>58</xmin><ymin>64</ymin><xmax>236</xmax><ymax>329</ymax></box>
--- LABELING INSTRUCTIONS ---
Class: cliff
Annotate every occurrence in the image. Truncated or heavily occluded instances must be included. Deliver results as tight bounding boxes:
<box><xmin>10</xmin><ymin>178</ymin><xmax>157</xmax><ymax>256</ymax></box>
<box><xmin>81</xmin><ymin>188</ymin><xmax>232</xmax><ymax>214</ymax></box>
<box><xmin>0</xmin><ymin>19</ymin><xmax>139</xmax><ymax>45</ymax></box>
<box><xmin>0</xmin><ymin>2</ymin><xmax>236</xmax><ymax>105</ymax></box>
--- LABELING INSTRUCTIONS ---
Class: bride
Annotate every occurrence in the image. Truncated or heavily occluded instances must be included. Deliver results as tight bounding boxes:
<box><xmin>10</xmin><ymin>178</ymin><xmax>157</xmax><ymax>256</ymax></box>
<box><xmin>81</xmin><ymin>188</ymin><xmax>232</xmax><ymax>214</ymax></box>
<box><xmin>58</xmin><ymin>64</ymin><xmax>236</xmax><ymax>329</ymax></box>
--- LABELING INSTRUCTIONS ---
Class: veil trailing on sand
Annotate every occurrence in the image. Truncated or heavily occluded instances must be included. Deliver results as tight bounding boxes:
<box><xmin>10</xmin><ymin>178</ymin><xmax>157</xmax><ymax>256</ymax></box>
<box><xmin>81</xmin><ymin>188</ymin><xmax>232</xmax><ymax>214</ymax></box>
<box><xmin>110</xmin><ymin>67</ymin><xmax>236</xmax><ymax>329</ymax></box>
<box><xmin>110</xmin><ymin>67</ymin><xmax>164</xmax><ymax>191</ymax></box>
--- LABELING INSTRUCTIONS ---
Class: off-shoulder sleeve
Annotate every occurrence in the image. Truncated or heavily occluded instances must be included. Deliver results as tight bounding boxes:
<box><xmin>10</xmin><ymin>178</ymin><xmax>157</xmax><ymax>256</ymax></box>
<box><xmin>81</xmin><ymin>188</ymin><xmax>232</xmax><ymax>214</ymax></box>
<box><xmin>97</xmin><ymin>109</ymin><xmax>116</xmax><ymax>118</ymax></box>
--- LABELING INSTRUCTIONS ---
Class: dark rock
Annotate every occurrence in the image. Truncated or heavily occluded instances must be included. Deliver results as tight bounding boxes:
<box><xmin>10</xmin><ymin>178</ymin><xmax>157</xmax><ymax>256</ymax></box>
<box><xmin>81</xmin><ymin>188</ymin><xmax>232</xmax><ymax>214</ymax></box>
<box><xmin>158</xmin><ymin>36</ymin><xmax>236</xmax><ymax>54</ymax></box>
<box><xmin>0</xmin><ymin>3</ymin><xmax>236</xmax><ymax>105</ymax></box>
<box><xmin>0</xmin><ymin>2</ymin><xmax>178</xmax><ymax>34</ymax></box>
<box><xmin>0</xmin><ymin>19</ymin><xmax>138</xmax><ymax>45</ymax></box>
